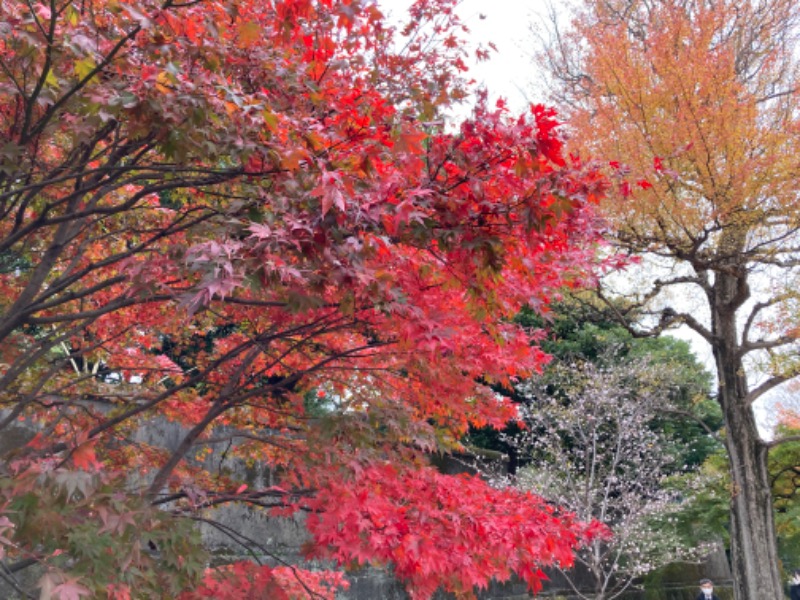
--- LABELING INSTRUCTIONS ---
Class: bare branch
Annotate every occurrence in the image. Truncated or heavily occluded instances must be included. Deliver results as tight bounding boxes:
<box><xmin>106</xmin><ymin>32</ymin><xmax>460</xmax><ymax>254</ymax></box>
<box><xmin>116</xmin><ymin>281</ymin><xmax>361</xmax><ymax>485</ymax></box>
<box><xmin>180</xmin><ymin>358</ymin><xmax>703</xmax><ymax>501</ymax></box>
<box><xmin>766</xmin><ymin>434</ymin><xmax>800</xmax><ymax>449</ymax></box>
<box><xmin>747</xmin><ymin>375</ymin><xmax>791</xmax><ymax>406</ymax></box>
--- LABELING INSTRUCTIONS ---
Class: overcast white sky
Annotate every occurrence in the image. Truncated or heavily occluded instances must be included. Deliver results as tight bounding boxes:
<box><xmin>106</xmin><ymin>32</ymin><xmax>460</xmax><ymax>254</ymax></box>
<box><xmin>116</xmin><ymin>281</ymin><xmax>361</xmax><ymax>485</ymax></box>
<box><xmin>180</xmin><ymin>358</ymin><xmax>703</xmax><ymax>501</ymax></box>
<box><xmin>377</xmin><ymin>0</ymin><xmax>543</xmax><ymax>113</ymax></box>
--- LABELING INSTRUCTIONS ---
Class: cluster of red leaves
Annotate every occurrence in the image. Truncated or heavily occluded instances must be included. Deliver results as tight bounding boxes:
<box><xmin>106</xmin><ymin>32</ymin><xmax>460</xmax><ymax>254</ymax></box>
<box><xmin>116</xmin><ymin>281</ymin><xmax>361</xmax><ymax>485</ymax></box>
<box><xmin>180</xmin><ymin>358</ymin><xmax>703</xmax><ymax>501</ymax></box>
<box><xmin>305</xmin><ymin>463</ymin><xmax>609</xmax><ymax>600</ymax></box>
<box><xmin>185</xmin><ymin>562</ymin><xmax>348</xmax><ymax>600</ymax></box>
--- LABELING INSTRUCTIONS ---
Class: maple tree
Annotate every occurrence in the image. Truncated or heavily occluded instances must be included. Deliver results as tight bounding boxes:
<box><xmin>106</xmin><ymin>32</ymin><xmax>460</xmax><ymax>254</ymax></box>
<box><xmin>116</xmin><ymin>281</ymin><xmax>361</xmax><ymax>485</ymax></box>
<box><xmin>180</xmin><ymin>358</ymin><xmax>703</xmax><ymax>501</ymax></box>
<box><xmin>536</xmin><ymin>0</ymin><xmax>800</xmax><ymax>597</ymax></box>
<box><xmin>0</xmin><ymin>0</ymin><xmax>608</xmax><ymax>598</ymax></box>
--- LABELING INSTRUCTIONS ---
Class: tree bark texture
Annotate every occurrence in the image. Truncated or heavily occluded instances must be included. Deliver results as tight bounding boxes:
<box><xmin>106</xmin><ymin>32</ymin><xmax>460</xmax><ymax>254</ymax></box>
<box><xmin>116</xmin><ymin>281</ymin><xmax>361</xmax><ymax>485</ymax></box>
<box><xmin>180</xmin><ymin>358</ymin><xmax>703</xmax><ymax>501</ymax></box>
<box><xmin>712</xmin><ymin>269</ymin><xmax>782</xmax><ymax>600</ymax></box>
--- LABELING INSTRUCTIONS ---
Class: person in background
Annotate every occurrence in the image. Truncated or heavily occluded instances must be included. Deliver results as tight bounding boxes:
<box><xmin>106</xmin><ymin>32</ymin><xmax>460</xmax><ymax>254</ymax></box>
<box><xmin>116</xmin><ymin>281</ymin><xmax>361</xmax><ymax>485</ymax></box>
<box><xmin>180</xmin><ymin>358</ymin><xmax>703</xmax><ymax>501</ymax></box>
<box><xmin>790</xmin><ymin>569</ymin><xmax>800</xmax><ymax>600</ymax></box>
<box><xmin>695</xmin><ymin>578</ymin><xmax>720</xmax><ymax>600</ymax></box>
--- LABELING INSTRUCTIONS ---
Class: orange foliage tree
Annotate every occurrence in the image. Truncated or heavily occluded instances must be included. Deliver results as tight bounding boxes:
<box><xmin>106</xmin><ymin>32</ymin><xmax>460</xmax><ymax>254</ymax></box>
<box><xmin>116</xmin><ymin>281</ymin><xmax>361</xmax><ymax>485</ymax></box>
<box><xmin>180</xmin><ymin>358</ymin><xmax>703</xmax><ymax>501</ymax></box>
<box><xmin>0</xmin><ymin>0</ymin><xmax>608</xmax><ymax>598</ymax></box>
<box><xmin>537</xmin><ymin>0</ymin><xmax>800</xmax><ymax>597</ymax></box>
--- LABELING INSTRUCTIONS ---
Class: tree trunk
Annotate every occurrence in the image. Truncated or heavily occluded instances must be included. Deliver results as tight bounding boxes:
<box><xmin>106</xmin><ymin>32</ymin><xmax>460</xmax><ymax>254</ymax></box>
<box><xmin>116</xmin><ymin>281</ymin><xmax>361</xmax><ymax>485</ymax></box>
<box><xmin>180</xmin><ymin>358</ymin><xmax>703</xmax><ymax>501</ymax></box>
<box><xmin>722</xmin><ymin>397</ymin><xmax>781</xmax><ymax>600</ymax></box>
<box><xmin>712</xmin><ymin>269</ymin><xmax>782</xmax><ymax>599</ymax></box>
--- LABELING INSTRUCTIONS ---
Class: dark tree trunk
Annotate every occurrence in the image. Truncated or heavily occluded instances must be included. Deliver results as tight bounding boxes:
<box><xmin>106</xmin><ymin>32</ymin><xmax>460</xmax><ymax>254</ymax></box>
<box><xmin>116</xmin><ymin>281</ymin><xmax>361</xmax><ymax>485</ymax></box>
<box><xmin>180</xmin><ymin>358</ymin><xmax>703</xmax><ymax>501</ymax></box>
<box><xmin>712</xmin><ymin>268</ymin><xmax>782</xmax><ymax>600</ymax></box>
<box><xmin>722</xmin><ymin>393</ymin><xmax>781</xmax><ymax>600</ymax></box>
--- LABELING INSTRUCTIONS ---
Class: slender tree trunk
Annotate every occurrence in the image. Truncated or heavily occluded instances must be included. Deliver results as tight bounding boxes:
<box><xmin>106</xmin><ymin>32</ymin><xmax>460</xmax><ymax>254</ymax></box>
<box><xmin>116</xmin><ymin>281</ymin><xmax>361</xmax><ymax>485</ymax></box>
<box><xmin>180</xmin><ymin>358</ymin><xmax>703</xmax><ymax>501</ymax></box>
<box><xmin>712</xmin><ymin>270</ymin><xmax>782</xmax><ymax>599</ymax></box>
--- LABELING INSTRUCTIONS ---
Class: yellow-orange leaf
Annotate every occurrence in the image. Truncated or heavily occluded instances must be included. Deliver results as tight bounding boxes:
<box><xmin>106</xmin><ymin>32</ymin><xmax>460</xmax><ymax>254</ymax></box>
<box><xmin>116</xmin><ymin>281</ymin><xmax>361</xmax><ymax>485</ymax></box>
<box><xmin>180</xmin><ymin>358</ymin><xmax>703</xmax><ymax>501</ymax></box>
<box><xmin>238</xmin><ymin>21</ymin><xmax>261</xmax><ymax>48</ymax></box>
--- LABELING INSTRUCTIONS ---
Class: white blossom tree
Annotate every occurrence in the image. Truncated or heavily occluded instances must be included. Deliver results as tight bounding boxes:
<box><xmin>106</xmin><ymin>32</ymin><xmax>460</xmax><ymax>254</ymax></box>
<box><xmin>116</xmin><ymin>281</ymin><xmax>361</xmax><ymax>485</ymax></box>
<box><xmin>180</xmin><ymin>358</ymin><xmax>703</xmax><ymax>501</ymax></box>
<box><xmin>514</xmin><ymin>359</ymin><xmax>714</xmax><ymax>599</ymax></box>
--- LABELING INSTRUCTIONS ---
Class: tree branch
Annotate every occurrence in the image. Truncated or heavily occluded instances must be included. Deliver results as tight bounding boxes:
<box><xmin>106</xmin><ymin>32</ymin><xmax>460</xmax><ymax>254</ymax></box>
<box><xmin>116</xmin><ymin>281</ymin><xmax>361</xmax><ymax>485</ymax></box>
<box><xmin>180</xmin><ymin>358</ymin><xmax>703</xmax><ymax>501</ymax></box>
<box><xmin>747</xmin><ymin>375</ymin><xmax>791</xmax><ymax>406</ymax></box>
